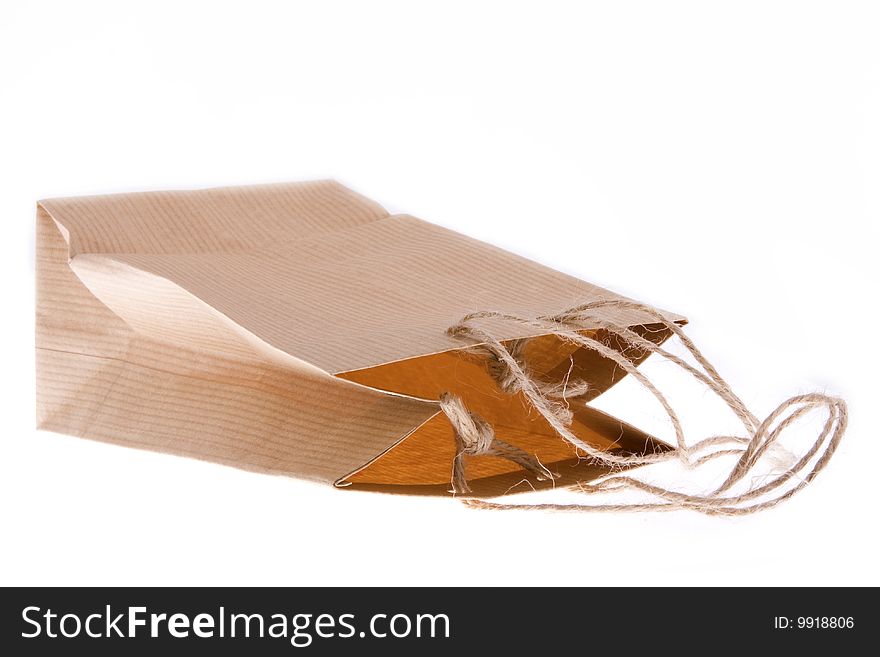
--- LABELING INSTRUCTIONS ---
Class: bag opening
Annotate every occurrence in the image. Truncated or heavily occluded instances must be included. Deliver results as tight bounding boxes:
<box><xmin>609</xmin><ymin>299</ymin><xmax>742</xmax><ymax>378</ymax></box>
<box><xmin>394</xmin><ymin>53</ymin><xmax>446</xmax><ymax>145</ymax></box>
<box><xmin>335</xmin><ymin>325</ymin><xmax>676</xmax><ymax>495</ymax></box>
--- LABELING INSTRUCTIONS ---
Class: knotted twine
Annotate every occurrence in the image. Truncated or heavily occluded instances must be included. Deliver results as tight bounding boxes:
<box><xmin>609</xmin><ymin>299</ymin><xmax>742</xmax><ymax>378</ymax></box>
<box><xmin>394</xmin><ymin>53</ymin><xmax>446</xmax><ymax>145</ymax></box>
<box><xmin>438</xmin><ymin>299</ymin><xmax>848</xmax><ymax>515</ymax></box>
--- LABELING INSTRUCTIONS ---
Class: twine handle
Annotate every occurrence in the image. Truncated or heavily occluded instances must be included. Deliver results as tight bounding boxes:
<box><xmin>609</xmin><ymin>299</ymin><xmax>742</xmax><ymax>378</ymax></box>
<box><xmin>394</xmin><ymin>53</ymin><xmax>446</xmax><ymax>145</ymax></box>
<box><xmin>438</xmin><ymin>300</ymin><xmax>848</xmax><ymax>515</ymax></box>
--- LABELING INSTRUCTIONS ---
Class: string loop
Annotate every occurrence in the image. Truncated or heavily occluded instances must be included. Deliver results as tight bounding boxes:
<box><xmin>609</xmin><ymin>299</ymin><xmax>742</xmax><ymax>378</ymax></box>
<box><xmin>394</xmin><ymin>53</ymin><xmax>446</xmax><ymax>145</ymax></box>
<box><xmin>440</xmin><ymin>300</ymin><xmax>847</xmax><ymax>515</ymax></box>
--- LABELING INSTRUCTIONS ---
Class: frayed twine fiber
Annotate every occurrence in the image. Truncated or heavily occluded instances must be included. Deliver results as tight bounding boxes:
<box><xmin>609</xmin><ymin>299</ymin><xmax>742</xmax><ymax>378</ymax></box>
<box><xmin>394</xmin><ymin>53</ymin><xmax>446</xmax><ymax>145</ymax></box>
<box><xmin>438</xmin><ymin>392</ymin><xmax>556</xmax><ymax>494</ymax></box>
<box><xmin>439</xmin><ymin>299</ymin><xmax>848</xmax><ymax>515</ymax></box>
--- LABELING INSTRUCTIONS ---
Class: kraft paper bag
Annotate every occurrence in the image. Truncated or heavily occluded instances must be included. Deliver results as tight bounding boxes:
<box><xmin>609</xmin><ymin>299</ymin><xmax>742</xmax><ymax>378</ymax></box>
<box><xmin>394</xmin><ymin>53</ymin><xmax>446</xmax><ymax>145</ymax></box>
<box><xmin>36</xmin><ymin>181</ymin><xmax>685</xmax><ymax>496</ymax></box>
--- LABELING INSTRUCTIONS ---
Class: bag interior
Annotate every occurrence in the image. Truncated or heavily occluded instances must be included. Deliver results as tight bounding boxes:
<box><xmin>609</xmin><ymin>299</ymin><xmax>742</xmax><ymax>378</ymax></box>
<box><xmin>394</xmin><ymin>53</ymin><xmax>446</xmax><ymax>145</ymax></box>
<box><xmin>335</xmin><ymin>325</ymin><xmax>675</xmax><ymax>496</ymax></box>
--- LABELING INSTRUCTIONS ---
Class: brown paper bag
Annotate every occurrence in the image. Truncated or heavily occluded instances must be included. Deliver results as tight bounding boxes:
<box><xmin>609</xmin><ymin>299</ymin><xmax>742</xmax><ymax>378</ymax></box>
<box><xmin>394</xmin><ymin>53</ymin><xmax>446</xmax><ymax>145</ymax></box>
<box><xmin>36</xmin><ymin>180</ymin><xmax>687</xmax><ymax>496</ymax></box>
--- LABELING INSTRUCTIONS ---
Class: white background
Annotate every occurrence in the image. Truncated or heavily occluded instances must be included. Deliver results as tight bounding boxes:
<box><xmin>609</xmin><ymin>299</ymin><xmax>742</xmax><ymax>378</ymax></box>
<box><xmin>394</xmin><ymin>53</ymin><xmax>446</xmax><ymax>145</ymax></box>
<box><xmin>2</xmin><ymin>1</ymin><xmax>878</xmax><ymax>586</ymax></box>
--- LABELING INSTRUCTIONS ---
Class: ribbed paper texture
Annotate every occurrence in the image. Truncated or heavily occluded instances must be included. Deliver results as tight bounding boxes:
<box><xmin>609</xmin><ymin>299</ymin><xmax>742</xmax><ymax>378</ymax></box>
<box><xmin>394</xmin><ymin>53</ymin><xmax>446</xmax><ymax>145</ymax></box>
<box><xmin>36</xmin><ymin>181</ymin><xmax>681</xmax><ymax>492</ymax></box>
